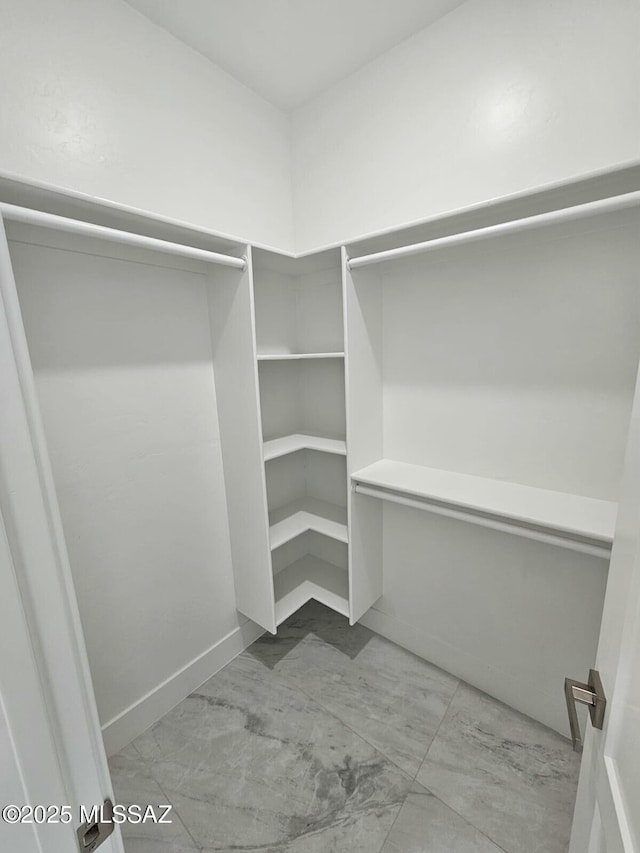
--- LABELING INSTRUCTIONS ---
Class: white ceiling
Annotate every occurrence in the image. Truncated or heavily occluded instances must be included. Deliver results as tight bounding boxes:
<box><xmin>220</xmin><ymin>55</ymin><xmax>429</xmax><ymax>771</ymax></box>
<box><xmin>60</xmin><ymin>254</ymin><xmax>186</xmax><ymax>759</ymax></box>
<box><xmin>124</xmin><ymin>0</ymin><xmax>466</xmax><ymax>112</ymax></box>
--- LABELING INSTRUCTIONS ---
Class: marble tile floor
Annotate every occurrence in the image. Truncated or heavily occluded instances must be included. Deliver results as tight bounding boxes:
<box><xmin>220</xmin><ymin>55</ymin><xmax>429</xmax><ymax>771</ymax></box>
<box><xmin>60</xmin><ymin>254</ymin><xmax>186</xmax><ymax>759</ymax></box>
<box><xmin>109</xmin><ymin>601</ymin><xmax>581</xmax><ymax>853</ymax></box>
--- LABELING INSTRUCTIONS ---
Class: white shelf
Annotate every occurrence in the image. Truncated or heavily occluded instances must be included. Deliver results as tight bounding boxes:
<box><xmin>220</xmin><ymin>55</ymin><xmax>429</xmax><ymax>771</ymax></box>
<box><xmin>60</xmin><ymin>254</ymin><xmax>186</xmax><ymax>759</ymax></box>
<box><xmin>274</xmin><ymin>556</ymin><xmax>349</xmax><ymax>625</ymax></box>
<box><xmin>269</xmin><ymin>498</ymin><xmax>348</xmax><ymax>550</ymax></box>
<box><xmin>263</xmin><ymin>433</ymin><xmax>347</xmax><ymax>462</ymax></box>
<box><xmin>347</xmin><ymin>190</ymin><xmax>640</xmax><ymax>270</ymax></box>
<box><xmin>257</xmin><ymin>352</ymin><xmax>344</xmax><ymax>361</ymax></box>
<box><xmin>351</xmin><ymin>459</ymin><xmax>616</xmax><ymax>553</ymax></box>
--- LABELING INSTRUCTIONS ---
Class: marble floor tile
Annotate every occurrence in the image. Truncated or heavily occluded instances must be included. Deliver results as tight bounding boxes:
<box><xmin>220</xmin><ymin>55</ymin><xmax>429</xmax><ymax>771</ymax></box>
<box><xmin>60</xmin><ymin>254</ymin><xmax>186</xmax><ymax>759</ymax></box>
<box><xmin>416</xmin><ymin>683</ymin><xmax>581</xmax><ymax>853</ymax></box>
<box><xmin>380</xmin><ymin>783</ymin><xmax>504</xmax><ymax>853</ymax></box>
<box><xmin>249</xmin><ymin>601</ymin><xmax>459</xmax><ymax>776</ymax></box>
<box><xmin>108</xmin><ymin>745</ymin><xmax>199</xmax><ymax>853</ymax></box>
<box><xmin>133</xmin><ymin>652</ymin><xmax>411</xmax><ymax>852</ymax></box>
<box><xmin>107</xmin><ymin>604</ymin><xmax>581</xmax><ymax>853</ymax></box>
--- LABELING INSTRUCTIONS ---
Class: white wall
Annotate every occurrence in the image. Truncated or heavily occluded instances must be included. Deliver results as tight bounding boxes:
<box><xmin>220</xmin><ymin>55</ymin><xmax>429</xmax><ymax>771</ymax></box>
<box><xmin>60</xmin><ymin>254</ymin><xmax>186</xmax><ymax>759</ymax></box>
<box><xmin>382</xmin><ymin>214</ymin><xmax>640</xmax><ymax>501</ymax></box>
<box><xmin>292</xmin><ymin>0</ymin><xmax>640</xmax><ymax>252</ymax></box>
<box><xmin>1</xmin><ymin>0</ymin><xmax>637</xmax><ymax>255</ymax></box>
<box><xmin>0</xmin><ymin>0</ymin><xmax>294</xmax><ymax>252</ymax></box>
<box><xmin>362</xmin><ymin>505</ymin><xmax>608</xmax><ymax>736</ymax></box>
<box><xmin>8</xmin><ymin>227</ymin><xmax>260</xmax><ymax>753</ymax></box>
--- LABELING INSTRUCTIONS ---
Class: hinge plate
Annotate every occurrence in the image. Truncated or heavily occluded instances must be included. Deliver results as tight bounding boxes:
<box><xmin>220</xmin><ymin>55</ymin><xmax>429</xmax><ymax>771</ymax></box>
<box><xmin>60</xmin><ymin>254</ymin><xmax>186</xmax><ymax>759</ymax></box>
<box><xmin>76</xmin><ymin>799</ymin><xmax>115</xmax><ymax>852</ymax></box>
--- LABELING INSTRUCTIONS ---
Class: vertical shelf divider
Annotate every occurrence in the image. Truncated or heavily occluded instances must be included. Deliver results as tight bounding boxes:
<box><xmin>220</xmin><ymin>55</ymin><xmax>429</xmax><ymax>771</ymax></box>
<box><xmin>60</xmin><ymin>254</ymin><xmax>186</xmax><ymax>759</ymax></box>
<box><xmin>208</xmin><ymin>245</ymin><xmax>276</xmax><ymax>634</ymax></box>
<box><xmin>342</xmin><ymin>246</ymin><xmax>384</xmax><ymax>624</ymax></box>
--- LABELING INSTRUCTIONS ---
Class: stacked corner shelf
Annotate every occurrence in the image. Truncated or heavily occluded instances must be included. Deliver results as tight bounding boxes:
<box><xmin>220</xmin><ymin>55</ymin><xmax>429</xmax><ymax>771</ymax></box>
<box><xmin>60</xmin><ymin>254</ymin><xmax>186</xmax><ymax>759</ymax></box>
<box><xmin>253</xmin><ymin>248</ymin><xmax>350</xmax><ymax>628</ymax></box>
<box><xmin>263</xmin><ymin>432</ymin><xmax>346</xmax><ymax>461</ymax></box>
<box><xmin>269</xmin><ymin>497</ymin><xmax>348</xmax><ymax>550</ymax></box>
<box><xmin>273</xmin><ymin>556</ymin><xmax>350</xmax><ymax>625</ymax></box>
<box><xmin>257</xmin><ymin>351</ymin><xmax>344</xmax><ymax>361</ymax></box>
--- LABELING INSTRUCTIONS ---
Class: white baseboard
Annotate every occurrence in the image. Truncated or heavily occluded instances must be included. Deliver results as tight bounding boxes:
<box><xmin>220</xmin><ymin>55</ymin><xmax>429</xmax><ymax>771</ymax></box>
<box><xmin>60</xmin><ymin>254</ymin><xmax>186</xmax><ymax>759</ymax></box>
<box><xmin>101</xmin><ymin>618</ymin><xmax>264</xmax><ymax>756</ymax></box>
<box><xmin>360</xmin><ymin>607</ymin><xmax>570</xmax><ymax>738</ymax></box>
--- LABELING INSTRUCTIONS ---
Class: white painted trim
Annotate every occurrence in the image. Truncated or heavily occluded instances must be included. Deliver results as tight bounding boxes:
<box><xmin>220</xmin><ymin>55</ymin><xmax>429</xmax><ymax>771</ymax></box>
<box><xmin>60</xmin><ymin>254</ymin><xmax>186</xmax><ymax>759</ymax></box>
<box><xmin>101</xmin><ymin>619</ymin><xmax>264</xmax><ymax>756</ymax></box>
<box><xmin>359</xmin><ymin>606</ymin><xmax>571</xmax><ymax>736</ymax></box>
<box><xmin>602</xmin><ymin>756</ymin><xmax>636</xmax><ymax>853</ymax></box>
<box><xmin>0</xmin><ymin>217</ymin><xmax>123</xmax><ymax>852</ymax></box>
<box><xmin>0</xmin><ymin>511</ymin><xmax>76</xmax><ymax>853</ymax></box>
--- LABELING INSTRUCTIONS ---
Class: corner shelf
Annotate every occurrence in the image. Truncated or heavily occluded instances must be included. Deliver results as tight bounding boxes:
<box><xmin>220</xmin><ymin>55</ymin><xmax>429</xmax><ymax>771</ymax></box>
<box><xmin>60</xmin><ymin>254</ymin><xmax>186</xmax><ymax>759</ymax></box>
<box><xmin>257</xmin><ymin>352</ymin><xmax>344</xmax><ymax>361</ymax></box>
<box><xmin>351</xmin><ymin>459</ymin><xmax>616</xmax><ymax>557</ymax></box>
<box><xmin>263</xmin><ymin>433</ymin><xmax>346</xmax><ymax>461</ymax></box>
<box><xmin>239</xmin><ymin>248</ymin><xmax>351</xmax><ymax>631</ymax></box>
<box><xmin>274</xmin><ymin>556</ymin><xmax>349</xmax><ymax>625</ymax></box>
<box><xmin>269</xmin><ymin>497</ymin><xmax>348</xmax><ymax>550</ymax></box>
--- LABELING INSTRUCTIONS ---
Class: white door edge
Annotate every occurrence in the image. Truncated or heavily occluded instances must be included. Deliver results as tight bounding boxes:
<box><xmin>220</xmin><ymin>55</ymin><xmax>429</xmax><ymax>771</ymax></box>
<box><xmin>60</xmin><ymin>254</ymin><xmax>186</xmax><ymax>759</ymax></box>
<box><xmin>0</xmin><ymin>214</ymin><xmax>123</xmax><ymax>851</ymax></box>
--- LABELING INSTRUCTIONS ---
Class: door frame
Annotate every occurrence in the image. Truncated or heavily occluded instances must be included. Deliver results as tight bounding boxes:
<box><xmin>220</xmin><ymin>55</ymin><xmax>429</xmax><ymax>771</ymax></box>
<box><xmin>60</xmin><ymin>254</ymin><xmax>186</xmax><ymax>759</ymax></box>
<box><xmin>0</xmin><ymin>215</ymin><xmax>123</xmax><ymax>852</ymax></box>
<box><xmin>0</xmin><ymin>501</ymin><xmax>76</xmax><ymax>853</ymax></box>
<box><xmin>569</xmin><ymin>356</ymin><xmax>640</xmax><ymax>853</ymax></box>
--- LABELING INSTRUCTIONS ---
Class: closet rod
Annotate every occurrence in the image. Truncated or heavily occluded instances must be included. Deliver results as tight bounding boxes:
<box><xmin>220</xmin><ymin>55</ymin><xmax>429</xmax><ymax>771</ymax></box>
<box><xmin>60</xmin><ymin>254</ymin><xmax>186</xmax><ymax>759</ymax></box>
<box><xmin>352</xmin><ymin>484</ymin><xmax>612</xmax><ymax>559</ymax></box>
<box><xmin>0</xmin><ymin>203</ymin><xmax>247</xmax><ymax>271</ymax></box>
<box><xmin>347</xmin><ymin>189</ymin><xmax>640</xmax><ymax>270</ymax></box>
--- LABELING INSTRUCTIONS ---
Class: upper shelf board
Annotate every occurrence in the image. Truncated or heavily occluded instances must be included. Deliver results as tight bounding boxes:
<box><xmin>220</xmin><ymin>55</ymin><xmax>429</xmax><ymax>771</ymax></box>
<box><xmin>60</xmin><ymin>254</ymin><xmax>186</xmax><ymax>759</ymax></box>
<box><xmin>1</xmin><ymin>202</ymin><xmax>246</xmax><ymax>271</ymax></box>
<box><xmin>264</xmin><ymin>433</ymin><xmax>346</xmax><ymax>462</ymax></box>
<box><xmin>0</xmin><ymin>171</ymin><xmax>246</xmax><ymax>257</ymax></box>
<box><xmin>351</xmin><ymin>459</ymin><xmax>617</xmax><ymax>546</ymax></box>
<box><xmin>344</xmin><ymin>161</ymin><xmax>640</xmax><ymax>261</ymax></box>
<box><xmin>3</xmin><ymin>162</ymin><xmax>639</xmax><ymax>262</ymax></box>
<box><xmin>347</xmin><ymin>190</ymin><xmax>640</xmax><ymax>270</ymax></box>
<box><xmin>252</xmin><ymin>245</ymin><xmax>341</xmax><ymax>275</ymax></box>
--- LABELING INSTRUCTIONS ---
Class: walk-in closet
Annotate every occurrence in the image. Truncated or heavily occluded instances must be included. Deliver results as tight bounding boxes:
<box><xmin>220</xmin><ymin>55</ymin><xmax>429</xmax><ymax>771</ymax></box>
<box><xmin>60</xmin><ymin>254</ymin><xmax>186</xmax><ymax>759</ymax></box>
<box><xmin>1</xmin><ymin>2</ymin><xmax>639</xmax><ymax>853</ymax></box>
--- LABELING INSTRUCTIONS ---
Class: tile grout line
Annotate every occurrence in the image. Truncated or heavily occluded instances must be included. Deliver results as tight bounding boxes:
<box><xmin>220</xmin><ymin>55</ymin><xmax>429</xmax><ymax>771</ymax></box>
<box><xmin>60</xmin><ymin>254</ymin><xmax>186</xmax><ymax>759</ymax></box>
<box><xmin>122</xmin><ymin>744</ymin><xmax>204</xmax><ymax>851</ymax></box>
<box><xmin>122</xmin><ymin>635</ymin><xmax>521</xmax><ymax>852</ymax></box>
<box><xmin>374</xmin><ymin>796</ymin><xmax>408</xmax><ymax>852</ymax></box>
<box><xmin>374</xmin><ymin>677</ymin><xmax>464</xmax><ymax>853</ymax></box>
<box><xmin>263</xmin><ymin>662</ymin><xmax>424</xmax><ymax>780</ymax></box>
<box><xmin>116</xmin><ymin>650</ymin><xmax>510</xmax><ymax>853</ymax></box>
<box><xmin>238</xmin><ymin>654</ymin><xmax>419</xmax><ymax>853</ymax></box>
<box><xmin>266</xmin><ymin>648</ymin><xmax>465</xmax><ymax>853</ymax></box>
<box><xmin>153</xmin><ymin>775</ymin><xmax>204</xmax><ymax>852</ymax></box>
<box><xmin>124</xmin><ymin>664</ymin><xmax>413</xmax><ymax>852</ymax></box>
<box><xmin>372</xmin><ymin>801</ymin><xmax>406</xmax><ymax>853</ymax></box>
<box><xmin>411</xmin><ymin>680</ymin><xmax>514</xmax><ymax>853</ymax></box>
<box><xmin>418</xmin><ymin>678</ymin><xmax>462</xmax><ymax>771</ymax></box>
<box><xmin>110</xmin><ymin>618</ymin><xmax>567</xmax><ymax>853</ymax></box>
<box><xmin>424</xmin><ymin>787</ymin><xmax>512</xmax><ymax>853</ymax></box>
<box><xmin>246</xmin><ymin>639</ymin><xmax>464</xmax><ymax>785</ymax></box>
<box><xmin>378</xmin><ymin>780</ymin><xmax>513</xmax><ymax>853</ymax></box>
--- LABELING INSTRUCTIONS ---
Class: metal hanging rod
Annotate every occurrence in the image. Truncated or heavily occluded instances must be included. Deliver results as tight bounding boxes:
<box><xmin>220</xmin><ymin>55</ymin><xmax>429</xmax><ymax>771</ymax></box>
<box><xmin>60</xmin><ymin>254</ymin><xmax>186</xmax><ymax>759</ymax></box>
<box><xmin>352</xmin><ymin>484</ymin><xmax>612</xmax><ymax>559</ymax></box>
<box><xmin>0</xmin><ymin>202</ymin><xmax>246</xmax><ymax>271</ymax></box>
<box><xmin>347</xmin><ymin>190</ymin><xmax>640</xmax><ymax>270</ymax></box>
